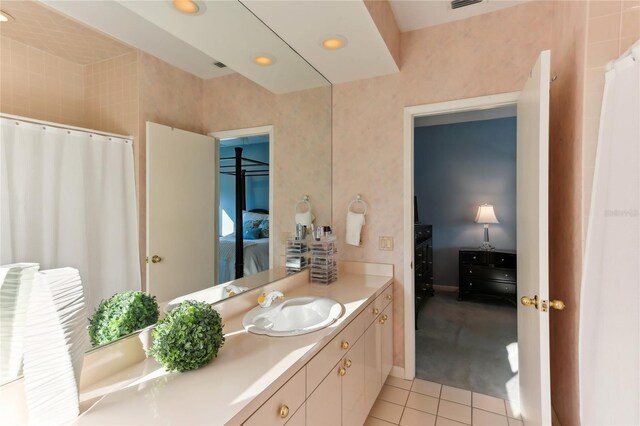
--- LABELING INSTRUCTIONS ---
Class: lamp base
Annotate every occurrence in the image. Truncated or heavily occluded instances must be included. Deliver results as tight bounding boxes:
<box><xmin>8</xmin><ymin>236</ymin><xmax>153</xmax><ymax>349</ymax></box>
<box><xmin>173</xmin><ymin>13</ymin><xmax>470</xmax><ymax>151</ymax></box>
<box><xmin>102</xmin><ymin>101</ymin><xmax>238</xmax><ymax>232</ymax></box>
<box><xmin>478</xmin><ymin>242</ymin><xmax>496</xmax><ymax>251</ymax></box>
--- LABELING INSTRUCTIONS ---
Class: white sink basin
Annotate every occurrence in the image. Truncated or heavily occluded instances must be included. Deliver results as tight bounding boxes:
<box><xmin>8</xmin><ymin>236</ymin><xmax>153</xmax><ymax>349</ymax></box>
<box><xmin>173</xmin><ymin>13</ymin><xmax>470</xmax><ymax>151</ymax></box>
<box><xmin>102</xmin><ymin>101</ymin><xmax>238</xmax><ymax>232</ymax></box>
<box><xmin>243</xmin><ymin>296</ymin><xmax>344</xmax><ymax>337</ymax></box>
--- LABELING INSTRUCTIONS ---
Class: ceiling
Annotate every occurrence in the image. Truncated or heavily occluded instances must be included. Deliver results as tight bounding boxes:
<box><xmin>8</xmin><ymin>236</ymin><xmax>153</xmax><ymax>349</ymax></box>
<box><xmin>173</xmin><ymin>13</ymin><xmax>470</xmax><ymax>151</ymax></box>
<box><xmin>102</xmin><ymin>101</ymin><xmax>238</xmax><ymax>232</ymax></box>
<box><xmin>389</xmin><ymin>0</ymin><xmax>529</xmax><ymax>32</ymax></box>
<box><xmin>0</xmin><ymin>0</ymin><xmax>132</xmax><ymax>65</ymax></box>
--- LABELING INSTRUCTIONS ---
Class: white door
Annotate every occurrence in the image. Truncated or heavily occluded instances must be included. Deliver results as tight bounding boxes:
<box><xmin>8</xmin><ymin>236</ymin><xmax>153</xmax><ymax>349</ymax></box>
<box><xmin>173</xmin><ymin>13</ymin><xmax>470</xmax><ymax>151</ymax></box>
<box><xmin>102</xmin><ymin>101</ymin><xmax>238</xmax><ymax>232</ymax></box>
<box><xmin>146</xmin><ymin>122</ymin><xmax>217</xmax><ymax>304</ymax></box>
<box><xmin>516</xmin><ymin>50</ymin><xmax>551</xmax><ymax>425</ymax></box>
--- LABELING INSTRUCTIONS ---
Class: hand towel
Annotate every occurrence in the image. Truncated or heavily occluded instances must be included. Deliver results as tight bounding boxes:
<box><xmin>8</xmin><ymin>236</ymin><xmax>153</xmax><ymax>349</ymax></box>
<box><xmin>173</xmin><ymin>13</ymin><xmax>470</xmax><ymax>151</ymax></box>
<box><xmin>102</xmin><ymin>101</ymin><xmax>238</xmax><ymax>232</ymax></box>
<box><xmin>346</xmin><ymin>211</ymin><xmax>365</xmax><ymax>246</ymax></box>
<box><xmin>295</xmin><ymin>211</ymin><xmax>314</xmax><ymax>229</ymax></box>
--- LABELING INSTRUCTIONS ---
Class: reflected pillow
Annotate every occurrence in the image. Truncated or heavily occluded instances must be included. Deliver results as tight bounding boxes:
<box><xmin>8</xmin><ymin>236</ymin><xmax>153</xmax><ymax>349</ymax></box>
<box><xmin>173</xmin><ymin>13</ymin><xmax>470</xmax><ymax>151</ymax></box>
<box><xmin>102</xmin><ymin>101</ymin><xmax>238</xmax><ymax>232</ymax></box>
<box><xmin>243</xmin><ymin>228</ymin><xmax>261</xmax><ymax>240</ymax></box>
<box><xmin>259</xmin><ymin>219</ymin><xmax>269</xmax><ymax>238</ymax></box>
<box><xmin>243</xmin><ymin>219</ymin><xmax>262</xmax><ymax>231</ymax></box>
<box><xmin>242</xmin><ymin>211</ymin><xmax>268</xmax><ymax>223</ymax></box>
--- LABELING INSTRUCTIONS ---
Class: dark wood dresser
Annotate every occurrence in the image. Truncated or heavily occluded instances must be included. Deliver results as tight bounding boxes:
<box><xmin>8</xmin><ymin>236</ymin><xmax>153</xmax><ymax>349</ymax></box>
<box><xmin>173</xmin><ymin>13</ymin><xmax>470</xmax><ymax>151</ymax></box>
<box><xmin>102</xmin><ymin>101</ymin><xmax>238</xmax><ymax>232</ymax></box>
<box><xmin>415</xmin><ymin>224</ymin><xmax>434</xmax><ymax>327</ymax></box>
<box><xmin>458</xmin><ymin>249</ymin><xmax>517</xmax><ymax>302</ymax></box>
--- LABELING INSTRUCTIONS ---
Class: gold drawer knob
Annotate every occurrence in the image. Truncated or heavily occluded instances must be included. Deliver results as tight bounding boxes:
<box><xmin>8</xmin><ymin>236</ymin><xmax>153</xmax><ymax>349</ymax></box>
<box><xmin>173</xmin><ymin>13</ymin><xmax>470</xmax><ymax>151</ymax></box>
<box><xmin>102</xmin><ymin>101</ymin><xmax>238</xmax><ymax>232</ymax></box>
<box><xmin>279</xmin><ymin>404</ymin><xmax>289</xmax><ymax>418</ymax></box>
<box><xmin>338</xmin><ymin>366</ymin><xmax>347</xmax><ymax>376</ymax></box>
<box><xmin>344</xmin><ymin>359</ymin><xmax>352</xmax><ymax>368</ymax></box>
<box><xmin>373</xmin><ymin>308</ymin><xmax>380</xmax><ymax>315</ymax></box>
<box><xmin>341</xmin><ymin>340</ymin><xmax>349</xmax><ymax>350</ymax></box>
<box><xmin>386</xmin><ymin>294</ymin><xmax>392</xmax><ymax>301</ymax></box>
<box><xmin>378</xmin><ymin>314</ymin><xmax>388</xmax><ymax>324</ymax></box>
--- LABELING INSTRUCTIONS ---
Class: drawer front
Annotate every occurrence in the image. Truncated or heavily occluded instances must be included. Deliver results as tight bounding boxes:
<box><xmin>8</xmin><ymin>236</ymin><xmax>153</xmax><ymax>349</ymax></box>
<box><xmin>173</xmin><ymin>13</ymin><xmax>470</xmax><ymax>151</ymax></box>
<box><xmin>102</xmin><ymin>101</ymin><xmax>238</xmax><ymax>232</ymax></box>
<box><xmin>461</xmin><ymin>265</ymin><xmax>516</xmax><ymax>283</ymax></box>
<box><xmin>460</xmin><ymin>251</ymin><xmax>487</xmax><ymax>264</ymax></box>
<box><xmin>306</xmin><ymin>309</ymin><xmax>367</xmax><ymax>396</ymax></box>
<box><xmin>244</xmin><ymin>367</ymin><xmax>306</xmax><ymax>426</ymax></box>
<box><xmin>460</xmin><ymin>280</ymin><xmax>516</xmax><ymax>296</ymax></box>
<box><xmin>490</xmin><ymin>253</ymin><xmax>517</xmax><ymax>269</ymax></box>
<box><xmin>415</xmin><ymin>225</ymin><xmax>432</xmax><ymax>242</ymax></box>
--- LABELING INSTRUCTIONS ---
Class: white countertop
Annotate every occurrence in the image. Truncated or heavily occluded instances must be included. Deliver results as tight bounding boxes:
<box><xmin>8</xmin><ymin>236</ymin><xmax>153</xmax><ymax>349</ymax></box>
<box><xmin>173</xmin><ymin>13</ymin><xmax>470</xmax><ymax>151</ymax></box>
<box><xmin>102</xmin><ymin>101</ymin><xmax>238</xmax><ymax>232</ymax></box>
<box><xmin>73</xmin><ymin>271</ymin><xmax>393</xmax><ymax>425</ymax></box>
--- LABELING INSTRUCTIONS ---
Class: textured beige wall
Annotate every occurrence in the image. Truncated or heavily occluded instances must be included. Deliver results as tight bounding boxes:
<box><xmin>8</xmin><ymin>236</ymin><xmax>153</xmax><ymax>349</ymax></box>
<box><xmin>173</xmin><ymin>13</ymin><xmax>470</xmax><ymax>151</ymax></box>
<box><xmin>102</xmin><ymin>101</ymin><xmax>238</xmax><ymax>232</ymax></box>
<box><xmin>332</xmin><ymin>1</ymin><xmax>554</xmax><ymax>369</ymax></box>
<box><xmin>203</xmin><ymin>73</ymin><xmax>332</xmax><ymax>258</ymax></box>
<box><xmin>0</xmin><ymin>36</ymin><xmax>85</xmax><ymax>127</ymax></box>
<box><xmin>549</xmin><ymin>2</ymin><xmax>588</xmax><ymax>425</ymax></box>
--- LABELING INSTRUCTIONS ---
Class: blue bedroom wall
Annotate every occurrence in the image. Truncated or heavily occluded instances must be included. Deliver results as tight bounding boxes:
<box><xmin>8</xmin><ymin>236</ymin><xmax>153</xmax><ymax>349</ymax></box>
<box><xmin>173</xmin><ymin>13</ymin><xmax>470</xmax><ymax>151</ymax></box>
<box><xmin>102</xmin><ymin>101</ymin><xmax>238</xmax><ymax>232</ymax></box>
<box><xmin>414</xmin><ymin>117</ymin><xmax>516</xmax><ymax>287</ymax></box>
<box><xmin>220</xmin><ymin>142</ymin><xmax>269</xmax><ymax>236</ymax></box>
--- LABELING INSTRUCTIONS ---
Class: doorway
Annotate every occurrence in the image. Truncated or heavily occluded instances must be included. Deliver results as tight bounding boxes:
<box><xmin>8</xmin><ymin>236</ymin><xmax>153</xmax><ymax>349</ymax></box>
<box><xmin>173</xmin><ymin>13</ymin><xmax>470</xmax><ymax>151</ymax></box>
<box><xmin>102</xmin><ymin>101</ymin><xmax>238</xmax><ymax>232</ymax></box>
<box><xmin>412</xmin><ymin>107</ymin><xmax>519</xmax><ymax>402</ymax></box>
<box><xmin>211</xmin><ymin>125</ymin><xmax>275</xmax><ymax>284</ymax></box>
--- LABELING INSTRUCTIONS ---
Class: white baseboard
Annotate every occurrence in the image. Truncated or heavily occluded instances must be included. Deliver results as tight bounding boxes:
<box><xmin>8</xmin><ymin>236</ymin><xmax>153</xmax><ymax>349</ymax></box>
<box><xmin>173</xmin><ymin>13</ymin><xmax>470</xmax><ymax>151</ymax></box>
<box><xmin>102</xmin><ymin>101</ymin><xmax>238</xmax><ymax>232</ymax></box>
<box><xmin>390</xmin><ymin>365</ymin><xmax>409</xmax><ymax>380</ymax></box>
<box><xmin>433</xmin><ymin>284</ymin><xmax>457</xmax><ymax>292</ymax></box>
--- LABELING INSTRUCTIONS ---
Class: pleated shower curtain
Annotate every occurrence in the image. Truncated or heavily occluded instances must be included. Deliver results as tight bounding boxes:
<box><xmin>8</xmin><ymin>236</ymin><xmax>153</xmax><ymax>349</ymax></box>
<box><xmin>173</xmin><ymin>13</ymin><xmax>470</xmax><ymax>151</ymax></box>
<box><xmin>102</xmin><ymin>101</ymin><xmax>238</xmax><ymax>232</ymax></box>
<box><xmin>0</xmin><ymin>116</ymin><xmax>141</xmax><ymax>316</ymax></box>
<box><xmin>579</xmin><ymin>42</ymin><xmax>640</xmax><ymax>424</ymax></box>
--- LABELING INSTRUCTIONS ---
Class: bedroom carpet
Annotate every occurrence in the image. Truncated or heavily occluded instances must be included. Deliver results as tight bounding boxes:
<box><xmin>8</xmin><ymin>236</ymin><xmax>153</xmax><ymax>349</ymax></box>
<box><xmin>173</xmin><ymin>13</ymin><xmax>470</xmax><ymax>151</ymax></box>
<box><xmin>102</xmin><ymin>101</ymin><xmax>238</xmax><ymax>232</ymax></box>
<box><xmin>415</xmin><ymin>290</ymin><xmax>519</xmax><ymax>401</ymax></box>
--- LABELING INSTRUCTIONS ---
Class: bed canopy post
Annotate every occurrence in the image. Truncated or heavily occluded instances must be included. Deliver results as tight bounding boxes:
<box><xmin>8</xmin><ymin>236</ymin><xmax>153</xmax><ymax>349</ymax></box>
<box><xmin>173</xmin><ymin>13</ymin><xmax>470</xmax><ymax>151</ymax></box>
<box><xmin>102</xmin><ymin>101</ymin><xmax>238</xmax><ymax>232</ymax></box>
<box><xmin>234</xmin><ymin>147</ymin><xmax>244</xmax><ymax>279</ymax></box>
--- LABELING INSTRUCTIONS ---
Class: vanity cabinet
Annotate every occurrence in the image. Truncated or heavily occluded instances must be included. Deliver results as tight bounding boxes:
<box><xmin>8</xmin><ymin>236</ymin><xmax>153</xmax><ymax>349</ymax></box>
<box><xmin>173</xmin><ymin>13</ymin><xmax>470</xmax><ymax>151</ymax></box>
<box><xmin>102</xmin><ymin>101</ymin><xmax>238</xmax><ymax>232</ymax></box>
<box><xmin>247</xmin><ymin>285</ymin><xmax>394</xmax><ymax>426</ymax></box>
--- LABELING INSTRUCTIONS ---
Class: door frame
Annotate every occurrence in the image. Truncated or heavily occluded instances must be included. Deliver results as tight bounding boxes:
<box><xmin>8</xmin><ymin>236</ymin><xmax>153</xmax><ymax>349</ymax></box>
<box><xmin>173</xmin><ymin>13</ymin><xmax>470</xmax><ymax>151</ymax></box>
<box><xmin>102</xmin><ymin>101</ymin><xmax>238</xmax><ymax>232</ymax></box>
<box><xmin>210</xmin><ymin>125</ymin><xmax>275</xmax><ymax>272</ymax></box>
<box><xmin>401</xmin><ymin>92</ymin><xmax>520</xmax><ymax>379</ymax></box>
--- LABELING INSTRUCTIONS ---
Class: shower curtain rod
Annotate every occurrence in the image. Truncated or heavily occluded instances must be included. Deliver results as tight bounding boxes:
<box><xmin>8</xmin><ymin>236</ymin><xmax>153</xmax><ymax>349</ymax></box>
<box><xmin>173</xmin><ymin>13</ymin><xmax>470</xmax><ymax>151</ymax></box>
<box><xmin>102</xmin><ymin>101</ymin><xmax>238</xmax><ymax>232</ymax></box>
<box><xmin>0</xmin><ymin>113</ymin><xmax>134</xmax><ymax>142</ymax></box>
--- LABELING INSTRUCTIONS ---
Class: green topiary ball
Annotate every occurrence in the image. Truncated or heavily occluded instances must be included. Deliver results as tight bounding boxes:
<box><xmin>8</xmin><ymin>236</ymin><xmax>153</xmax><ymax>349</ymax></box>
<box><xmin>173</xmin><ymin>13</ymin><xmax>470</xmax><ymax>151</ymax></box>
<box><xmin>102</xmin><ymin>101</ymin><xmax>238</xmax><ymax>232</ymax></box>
<box><xmin>88</xmin><ymin>291</ymin><xmax>159</xmax><ymax>347</ymax></box>
<box><xmin>149</xmin><ymin>300</ymin><xmax>225</xmax><ymax>372</ymax></box>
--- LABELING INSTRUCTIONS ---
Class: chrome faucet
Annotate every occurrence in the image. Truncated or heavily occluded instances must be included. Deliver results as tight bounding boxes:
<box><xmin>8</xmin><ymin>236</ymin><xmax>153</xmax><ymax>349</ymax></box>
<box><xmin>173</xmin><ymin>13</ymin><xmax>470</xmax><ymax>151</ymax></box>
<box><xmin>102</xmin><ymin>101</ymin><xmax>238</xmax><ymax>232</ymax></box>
<box><xmin>258</xmin><ymin>291</ymin><xmax>284</xmax><ymax>308</ymax></box>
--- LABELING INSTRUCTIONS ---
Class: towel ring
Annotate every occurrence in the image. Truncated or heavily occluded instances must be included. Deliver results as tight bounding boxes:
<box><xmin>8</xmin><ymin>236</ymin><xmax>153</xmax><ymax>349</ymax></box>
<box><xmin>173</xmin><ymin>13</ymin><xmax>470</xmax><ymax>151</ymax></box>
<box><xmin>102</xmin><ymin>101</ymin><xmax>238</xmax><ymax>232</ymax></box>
<box><xmin>295</xmin><ymin>195</ymin><xmax>311</xmax><ymax>214</ymax></box>
<box><xmin>348</xmin><ymin>194</ymin><xmax>368</xmax><ymax>215</ymax></box>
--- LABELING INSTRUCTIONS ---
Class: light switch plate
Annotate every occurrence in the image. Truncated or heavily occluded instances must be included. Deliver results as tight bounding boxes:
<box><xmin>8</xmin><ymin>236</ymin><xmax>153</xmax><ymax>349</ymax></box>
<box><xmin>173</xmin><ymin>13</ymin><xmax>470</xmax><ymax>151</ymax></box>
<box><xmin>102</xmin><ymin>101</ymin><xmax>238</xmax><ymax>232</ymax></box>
<box><xmin>379</xmin><ymin>236</ymin><xmax>393</xmax><ymax>251</ymax></box>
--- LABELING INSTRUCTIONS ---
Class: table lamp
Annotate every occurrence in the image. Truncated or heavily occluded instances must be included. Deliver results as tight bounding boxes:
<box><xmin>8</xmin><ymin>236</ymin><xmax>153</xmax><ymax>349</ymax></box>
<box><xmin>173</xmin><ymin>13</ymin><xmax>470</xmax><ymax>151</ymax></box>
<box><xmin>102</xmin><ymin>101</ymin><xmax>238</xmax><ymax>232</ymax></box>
<box><xmin>475</xmin><ymin>204</ymin><xmax>499</xmax><ymax>251</ymax></box>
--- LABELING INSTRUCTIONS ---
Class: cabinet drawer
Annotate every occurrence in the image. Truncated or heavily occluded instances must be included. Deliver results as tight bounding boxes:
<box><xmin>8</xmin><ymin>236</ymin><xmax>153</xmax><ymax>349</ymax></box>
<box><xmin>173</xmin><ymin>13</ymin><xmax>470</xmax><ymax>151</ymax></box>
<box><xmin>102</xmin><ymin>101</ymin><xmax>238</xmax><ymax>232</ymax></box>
<box><xmin>461</xmin><ymin>251</ymin><xmax>487</xmax><ymax>264</ymax></box>
<box><xmin>490</xmin><ymin>253</ymin><xmax>517</xmax><ymax>268</ymax></box>
<box><xmin>462</xmin><ymin>265</ymin><xmax>516</xmax><ymax>283</ymax></box>
<box><xmin>306</xmin><ymin>310</ymin><xmax>367</xmax><ymax>396</ymax></box>
<box><xmin>244</xmin><ymin>367</ymin><xmax>306</xmax><ymax>426</ymax></box>
<box><xmin>460</xmin><ymin>280</ymin><xmax>516</xmax><ymax>296</ymax></box>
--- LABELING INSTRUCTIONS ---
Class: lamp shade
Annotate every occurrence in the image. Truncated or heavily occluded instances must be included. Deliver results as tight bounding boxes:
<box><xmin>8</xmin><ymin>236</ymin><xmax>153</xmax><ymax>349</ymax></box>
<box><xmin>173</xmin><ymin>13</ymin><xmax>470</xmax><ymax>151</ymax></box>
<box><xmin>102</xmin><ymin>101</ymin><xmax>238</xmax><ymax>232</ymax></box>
<box><xmin>475</xmin><ymin>204</ymin><xmax>499</xmax><ymax>224</ymax></box>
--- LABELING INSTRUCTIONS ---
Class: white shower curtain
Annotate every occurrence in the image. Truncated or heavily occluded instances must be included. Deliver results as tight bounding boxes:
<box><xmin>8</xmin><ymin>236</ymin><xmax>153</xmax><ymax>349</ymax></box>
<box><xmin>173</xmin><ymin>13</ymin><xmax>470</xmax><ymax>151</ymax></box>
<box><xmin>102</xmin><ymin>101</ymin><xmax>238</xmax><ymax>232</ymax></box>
<box><xmin>580</xmin><ymin>42</ymin><xmax>640</xmax><ymax>425</ymax></box>
<box><xmin>0</xmin><ymin>116</ymin><xmax>141</xmax><ymax>316</ymax></box>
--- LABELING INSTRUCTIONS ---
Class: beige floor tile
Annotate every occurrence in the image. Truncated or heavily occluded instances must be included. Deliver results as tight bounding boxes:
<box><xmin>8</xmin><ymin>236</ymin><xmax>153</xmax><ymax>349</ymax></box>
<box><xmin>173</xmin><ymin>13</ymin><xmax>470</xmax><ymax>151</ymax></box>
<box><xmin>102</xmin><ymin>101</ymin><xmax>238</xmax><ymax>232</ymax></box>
<box><xmin>438</xmin><ymin>400</ymin><xmax>472</xmax><ymax>424</ymax></box>
<box><xmin>472</xmin><ymin>408</ymin><xmax>509</xmax><ymax>426</ymax></box>
<box><xmin>507</xmin><ymin>417</ymin><xmax>524</xmax><ymax>426</ymax></box>
<box><xmin>406</xmin><ymin>392</ymin><xmax>439</xmax><ymax>415</ymax></box>
<box><xmin>436</xmin><ymin>416</ymin><xmax>469</xmax><ymax>426</ymax></box>
<box><xmin>379</xmin><ymin>385</ymin><xmax>411</xmax><ymax>406</ymax></box>
<box><xmin>441</xmin><ymin>385</ymin><xmax>472</xmax><ymax>406</ymax></box>
<box><xmin>472</xmin><ymin>393</ymin><xmax>507</xmax><ymax>415</ymax></box>
<box><xmin>411</xmin><ymin>378</ymin><xmax>442</xmax><ymax>398</ymax></box>
<box><xmin>365</xmin><ymin>416</ymin><xmax>398</xmax><ymax>426</ymax></box>
<box><xmin>370</xmin><ymin>399</ymin><xmax>404</xmax><ymax>424</ymax></box>
<box><xmin>400</xmin><ymin>407</ymin><xmax>437</xmax><ymax>426</ymax></box>
<box><xmin>386</xmin><ymin>375</ymin><xmax>414</xmax><ymax>390</ymax></box>
<box><xmin>505</xmin><ymin>400</ymin><xmax>521</xmax><ymax>419</ymax></box>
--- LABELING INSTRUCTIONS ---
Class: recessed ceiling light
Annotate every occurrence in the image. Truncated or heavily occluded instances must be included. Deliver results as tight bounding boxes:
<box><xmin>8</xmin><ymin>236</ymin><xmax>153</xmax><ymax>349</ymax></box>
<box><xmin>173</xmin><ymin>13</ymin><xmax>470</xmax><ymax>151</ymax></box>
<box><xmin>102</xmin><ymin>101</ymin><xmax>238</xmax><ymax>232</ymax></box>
<box><xmin>321</xmin><ymin>35</ymin><xmax>348</xmax><ymax>50</ymax></box>
<box><xmin>172</xmin><ymin>0</ymin><xmax>199</xmax><ymax>14</ymax></box>
<box><xmin>0</xmin><ymin>11</ymin><xmax>15</xmax><ymax>22</ymax></box>
<box><xmin>254</xmin><ymin>55</ymin><xmax>276</xmax><ymax>66</ymax></box>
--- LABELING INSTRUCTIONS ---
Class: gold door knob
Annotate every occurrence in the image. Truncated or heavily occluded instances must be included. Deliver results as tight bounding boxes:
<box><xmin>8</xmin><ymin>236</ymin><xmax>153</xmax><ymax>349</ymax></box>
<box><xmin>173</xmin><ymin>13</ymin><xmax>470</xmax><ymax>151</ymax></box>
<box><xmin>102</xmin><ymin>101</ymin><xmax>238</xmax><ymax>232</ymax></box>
<box><xmin>373</xmin><ymin>308</ymin><xmax>380</xmax><ymax>315</ymax></box>
<box><xmin>279</xmin><ymin>404</ymin><xmax>289</xmax><ymax>418</ymax></box>
<box><xmin>549</xmin><ymin>300</ymin><xmax>566</xmax><ymax>310</ymax></box>
<box><xmin>151</xmin><ymin>255</ymin><xmax>162</xmax><ymax>264</ymax></box>
<box><xmin>386</xmin><ymin>294</ymin><xmax>392</xmax><ymax>301</ymax></box>
<box><xmin>344</xmin><ymin>359</ymin><xmax>352</xmax><ymax>368</ymax></box>
<box><xmin>521</xmin><ymin>295</ymin><xmax>539</xmax><ymax>309</ymax></box>
<box><xmin>341</xmin><ymin>340</ymin><xmax>349</xmax><ymax>350</ymax></box>
<box><xmin>338</xmin><ymin>366</ymin><xmax>347</xmax><ymax>376</ymax></box>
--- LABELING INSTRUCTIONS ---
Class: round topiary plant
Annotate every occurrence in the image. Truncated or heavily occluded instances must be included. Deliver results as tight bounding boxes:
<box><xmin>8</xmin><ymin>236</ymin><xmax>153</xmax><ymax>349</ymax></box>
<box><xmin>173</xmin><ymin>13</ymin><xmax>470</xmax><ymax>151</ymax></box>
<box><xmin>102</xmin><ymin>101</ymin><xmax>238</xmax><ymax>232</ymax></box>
<box><xmin>149</xmin><ymin>300</ymin><xmax>225</xmax><ymax>372</ymax></box>
<box><xmin>88</xmin><ymin>291</ymin><xmax>159</xmax><ymax>347</ymax></box>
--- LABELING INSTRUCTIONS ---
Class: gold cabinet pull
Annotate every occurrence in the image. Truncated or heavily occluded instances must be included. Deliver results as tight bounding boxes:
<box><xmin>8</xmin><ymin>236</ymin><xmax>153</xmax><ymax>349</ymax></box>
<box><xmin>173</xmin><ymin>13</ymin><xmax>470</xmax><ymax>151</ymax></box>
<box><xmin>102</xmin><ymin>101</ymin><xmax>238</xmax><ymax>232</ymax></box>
<box><xmin>338</xmin><ymin>366</ymin><xmax>347</xmax><ymax>376</ymax></box>
<box><xmin>520</xmin><ymin>295</ymin><xmax>538</xmax><ymax>309</ymax></box>
<box><xmin>151</xmin><ymin>255</ymin><xmax>162</xmax><ymax>264</ymax></box>
<box><xmin>379</xmin><ymin>314</ymin><xmax>388</xmax><ymax>325</ymax></box>
<box><xmin>386</xmin><ymin>294</ymin><xmax>392</xmax><ymax>301</ymax></box>
<box><xmin>279</xmin><ymin>404</ymin><xmax>289</xmax><ymax>418</ymax></box>
<box><xmin>549</xmin><ymin>300</ymin><xmax>566</xmax><ymax>310</ymax></box>
<box><xmin>344</xmin><ymin>359</ymin><xmax>352</xmax><ymax>368</ymax></box>
<box><xmin>373</xmin><ymin>308</ymin><xmax>380</xmax><ymax>315</ymax></box>
<box><xmin>341</xmin><ymin>340</ymin><xmax>349</xmax><ymax>350</ymax></box>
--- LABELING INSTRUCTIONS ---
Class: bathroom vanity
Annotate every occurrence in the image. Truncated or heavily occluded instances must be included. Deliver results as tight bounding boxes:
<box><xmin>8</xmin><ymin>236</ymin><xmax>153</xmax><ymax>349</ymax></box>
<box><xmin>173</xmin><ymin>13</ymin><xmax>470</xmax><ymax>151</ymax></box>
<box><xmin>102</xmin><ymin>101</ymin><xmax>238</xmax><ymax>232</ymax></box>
<box><xmin>71</xmin><ymin>262</ymin><xmax>394</xmax><ymax>425</ymax></box>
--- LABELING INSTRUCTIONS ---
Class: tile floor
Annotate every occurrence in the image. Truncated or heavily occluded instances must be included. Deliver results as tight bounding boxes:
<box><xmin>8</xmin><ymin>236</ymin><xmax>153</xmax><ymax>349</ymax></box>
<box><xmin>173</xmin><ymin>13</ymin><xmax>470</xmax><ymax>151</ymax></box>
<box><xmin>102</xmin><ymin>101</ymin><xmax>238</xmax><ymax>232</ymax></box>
<box><xmin>366</xmin><ymin>376</ymin><xmax>522</xmax><ymax>426</ymax></box>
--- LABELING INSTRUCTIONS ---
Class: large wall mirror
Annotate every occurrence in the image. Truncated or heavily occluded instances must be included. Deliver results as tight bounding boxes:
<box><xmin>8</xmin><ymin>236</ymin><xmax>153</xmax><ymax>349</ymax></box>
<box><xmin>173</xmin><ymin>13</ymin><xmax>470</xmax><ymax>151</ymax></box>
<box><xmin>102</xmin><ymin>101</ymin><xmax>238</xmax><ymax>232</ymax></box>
<box><xmin>0</xmin><ymin>0</ymin><xmax>331</xmax><ymax>385</ymax></box>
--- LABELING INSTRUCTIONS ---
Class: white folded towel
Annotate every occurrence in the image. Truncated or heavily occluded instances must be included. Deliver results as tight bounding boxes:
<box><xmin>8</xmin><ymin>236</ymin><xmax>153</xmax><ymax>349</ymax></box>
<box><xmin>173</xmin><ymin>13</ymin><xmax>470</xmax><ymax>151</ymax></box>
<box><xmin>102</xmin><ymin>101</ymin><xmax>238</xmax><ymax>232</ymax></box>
<box><xmin>346</xmin><ymin>211</ymin><xmax>365</xmax><ymax>246</ymax></box>
<box><xmin>295</xmin><ymin>211</ymin><xmax>314</xmax><ymax>229</ymax></box>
